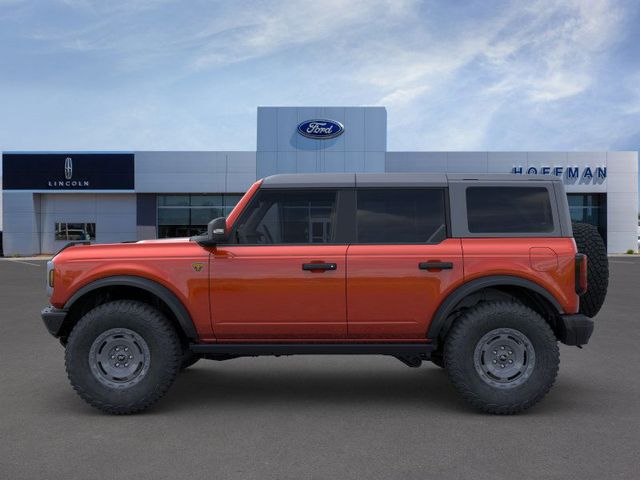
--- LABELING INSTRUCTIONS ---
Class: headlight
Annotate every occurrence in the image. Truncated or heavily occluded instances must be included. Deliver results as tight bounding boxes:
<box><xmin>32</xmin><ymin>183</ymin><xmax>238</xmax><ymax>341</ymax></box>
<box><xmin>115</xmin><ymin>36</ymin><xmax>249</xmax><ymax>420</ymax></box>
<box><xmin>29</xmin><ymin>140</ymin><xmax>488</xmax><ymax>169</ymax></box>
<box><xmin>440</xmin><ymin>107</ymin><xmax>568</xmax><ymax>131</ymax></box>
<box><xmin>46</xmin><ymin>260</ymin><xmax>55</xmax><ymax>297</ymax></box>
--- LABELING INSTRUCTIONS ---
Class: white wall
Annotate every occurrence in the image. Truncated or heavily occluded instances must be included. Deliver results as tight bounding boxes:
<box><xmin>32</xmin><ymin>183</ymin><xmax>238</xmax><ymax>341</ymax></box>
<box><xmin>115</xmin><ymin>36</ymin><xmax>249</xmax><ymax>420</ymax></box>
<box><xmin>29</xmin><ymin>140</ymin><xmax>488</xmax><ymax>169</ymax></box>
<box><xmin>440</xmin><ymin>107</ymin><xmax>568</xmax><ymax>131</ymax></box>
<box><xmin>2</xmin><ymin>191</ymin><xmax>40</xmax><ymax>255</ymax></box>
<box><xmin>604</xmin><ymin>152</ymin><xmax>638</xmax><ymax>254</ymax></box>
<box><xmin>39</xmin><ymin>193</ymin><xmax>136</xmax><ymax>254</ymax></box>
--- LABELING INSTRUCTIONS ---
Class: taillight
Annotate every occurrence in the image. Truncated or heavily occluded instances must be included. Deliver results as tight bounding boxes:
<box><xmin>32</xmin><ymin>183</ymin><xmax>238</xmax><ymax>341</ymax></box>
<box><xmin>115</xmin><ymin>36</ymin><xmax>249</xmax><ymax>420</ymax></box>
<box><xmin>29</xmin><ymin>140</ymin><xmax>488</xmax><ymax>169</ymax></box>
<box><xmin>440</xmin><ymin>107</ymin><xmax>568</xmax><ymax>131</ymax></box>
<box><xmin>575</xmin><ymin>254</ymin><xmax>587</xmax><ymax>295</ymax></box>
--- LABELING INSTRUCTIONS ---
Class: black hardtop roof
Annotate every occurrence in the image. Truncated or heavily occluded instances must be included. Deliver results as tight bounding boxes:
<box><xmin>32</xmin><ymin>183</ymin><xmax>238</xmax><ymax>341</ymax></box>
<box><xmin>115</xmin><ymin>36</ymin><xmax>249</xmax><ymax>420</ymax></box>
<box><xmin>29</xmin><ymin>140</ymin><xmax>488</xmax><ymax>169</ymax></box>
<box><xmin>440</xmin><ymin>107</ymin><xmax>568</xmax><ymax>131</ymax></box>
<box><xmin>261</xmin><ymin>172</ymin><xmax>561</xmax><ymax>188</ymax></box>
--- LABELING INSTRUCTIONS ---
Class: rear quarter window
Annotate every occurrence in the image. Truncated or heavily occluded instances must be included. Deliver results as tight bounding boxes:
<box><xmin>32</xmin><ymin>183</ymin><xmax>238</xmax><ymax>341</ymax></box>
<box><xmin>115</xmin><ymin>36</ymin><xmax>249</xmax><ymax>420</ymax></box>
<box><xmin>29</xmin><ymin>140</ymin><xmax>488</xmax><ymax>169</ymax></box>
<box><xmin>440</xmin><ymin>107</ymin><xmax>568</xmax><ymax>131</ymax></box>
<box><xmin>466</xmin><ymin>186</ymin><xmax>554</xmax><ymax>233</ymax></box>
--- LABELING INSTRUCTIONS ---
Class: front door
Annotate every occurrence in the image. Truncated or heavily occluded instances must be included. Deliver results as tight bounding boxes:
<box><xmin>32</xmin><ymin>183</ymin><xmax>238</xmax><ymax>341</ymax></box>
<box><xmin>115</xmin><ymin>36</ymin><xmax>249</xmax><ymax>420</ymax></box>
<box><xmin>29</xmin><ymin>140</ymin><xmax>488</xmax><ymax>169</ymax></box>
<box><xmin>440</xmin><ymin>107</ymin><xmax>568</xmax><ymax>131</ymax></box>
<box><xmin>346</xmin><ymin>188</ymin><xmax>464</xmax><ymax>339</ymax></box>
<box><xmin>210</xmin><ymin>188</ymin><xmax>348</xmax><ymax>339</ymax></box>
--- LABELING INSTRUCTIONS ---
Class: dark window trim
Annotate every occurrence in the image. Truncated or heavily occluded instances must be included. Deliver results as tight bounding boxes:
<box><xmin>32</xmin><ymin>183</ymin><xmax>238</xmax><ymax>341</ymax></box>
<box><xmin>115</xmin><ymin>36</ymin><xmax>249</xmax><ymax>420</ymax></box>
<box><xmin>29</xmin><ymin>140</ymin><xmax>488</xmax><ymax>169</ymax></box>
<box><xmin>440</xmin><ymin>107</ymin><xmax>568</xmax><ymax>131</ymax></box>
<box><xmin>224</xmin><ymin>188</ymin><xmax>345</xmax><ymax>246</ymax></box>
<box><xmin>464</xmin><ymin>185</ymin><xmax>557</xmax><ymax>235</ymax></box>
<box><xmin>221</xmin><ymin>187</ymin><xmax>452</xmax><ymax>247</ymax></box>
<box><xmin>447</xmin><ymin>181</ymin><xmax>566</xmax><ymax>238</ymax></box>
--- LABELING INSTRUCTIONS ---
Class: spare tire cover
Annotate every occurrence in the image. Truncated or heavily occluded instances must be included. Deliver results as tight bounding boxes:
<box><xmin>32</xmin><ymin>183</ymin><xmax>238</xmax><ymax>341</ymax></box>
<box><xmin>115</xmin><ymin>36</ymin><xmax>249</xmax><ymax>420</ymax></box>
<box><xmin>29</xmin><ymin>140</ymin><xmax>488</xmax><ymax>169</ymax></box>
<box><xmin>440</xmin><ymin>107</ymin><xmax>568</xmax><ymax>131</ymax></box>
<box><xmin>572</xmin><ymin>222</ymin><xmax>609</xmax><ymax>317</ymax></box>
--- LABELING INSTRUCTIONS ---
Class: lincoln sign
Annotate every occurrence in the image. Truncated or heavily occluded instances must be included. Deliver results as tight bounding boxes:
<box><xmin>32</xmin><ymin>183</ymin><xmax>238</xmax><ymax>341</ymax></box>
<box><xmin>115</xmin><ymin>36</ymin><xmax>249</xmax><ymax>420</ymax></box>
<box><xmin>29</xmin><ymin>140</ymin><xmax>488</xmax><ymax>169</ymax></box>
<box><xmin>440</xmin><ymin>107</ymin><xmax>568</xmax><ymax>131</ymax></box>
<box><xmin>2</xmin><ymin>153</ymin><xmax>135</xmax><ymax>190</ymax></box>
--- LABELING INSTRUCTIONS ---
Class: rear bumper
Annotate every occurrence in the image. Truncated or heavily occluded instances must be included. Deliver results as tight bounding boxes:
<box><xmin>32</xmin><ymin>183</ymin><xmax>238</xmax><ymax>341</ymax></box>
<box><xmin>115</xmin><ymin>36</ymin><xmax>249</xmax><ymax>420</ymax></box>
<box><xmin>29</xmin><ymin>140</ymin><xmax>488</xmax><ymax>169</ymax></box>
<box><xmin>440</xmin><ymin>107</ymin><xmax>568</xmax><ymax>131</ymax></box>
<box><xmin>41</xmin><ymin>306</ymin><xmax>68</xmax><ymax>338</ymax></box>
<box><xmin>557</xmin><ymin>314</ymin><xmax>594</xmax><ymax>346</ymax></box>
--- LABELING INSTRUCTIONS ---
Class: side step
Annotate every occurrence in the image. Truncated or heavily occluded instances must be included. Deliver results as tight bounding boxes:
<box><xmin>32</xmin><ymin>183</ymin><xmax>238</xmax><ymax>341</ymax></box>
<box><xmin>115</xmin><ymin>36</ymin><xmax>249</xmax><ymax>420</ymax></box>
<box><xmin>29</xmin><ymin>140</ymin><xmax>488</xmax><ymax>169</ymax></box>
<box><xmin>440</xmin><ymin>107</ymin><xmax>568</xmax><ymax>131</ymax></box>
<box><xmin>190</xmin><ymin>342</ymin><xmax>435</xmax><ymax>358</ymax></box>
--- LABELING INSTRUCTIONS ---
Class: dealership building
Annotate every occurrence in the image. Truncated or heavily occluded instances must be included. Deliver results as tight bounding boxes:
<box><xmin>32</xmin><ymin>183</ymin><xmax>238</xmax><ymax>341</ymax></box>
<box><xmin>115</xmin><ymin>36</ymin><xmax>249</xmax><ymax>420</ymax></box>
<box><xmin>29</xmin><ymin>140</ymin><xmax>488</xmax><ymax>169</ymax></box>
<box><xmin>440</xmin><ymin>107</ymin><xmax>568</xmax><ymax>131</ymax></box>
<box><xmin>1</xmin><ymin>106</ymin><xmax>638</xmax><ymax>256</ymax></box>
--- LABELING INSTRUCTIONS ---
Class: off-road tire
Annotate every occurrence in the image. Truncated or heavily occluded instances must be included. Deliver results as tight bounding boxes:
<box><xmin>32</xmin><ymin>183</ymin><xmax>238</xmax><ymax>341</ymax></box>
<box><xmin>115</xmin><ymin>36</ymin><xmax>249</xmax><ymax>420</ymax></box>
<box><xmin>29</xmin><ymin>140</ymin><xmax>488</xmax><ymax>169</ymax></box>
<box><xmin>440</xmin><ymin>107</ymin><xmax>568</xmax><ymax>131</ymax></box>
<box><xmin>65</xmin><ymin>300</ymin><xmax>182</xmax><ymax>414</ymax></box>
<box><xmin>180</xmin><ymin>350</ymin><xmax>201</xmax><ymax>370</ymax></box>
<box><xmin>444</xmin><ymin>301</ymin><xmax>559</xmax><ymax>414</ymax></box>
<box><xmin>572</xmin><ymin>222</ymin><xmax>608</xmax><ymax>318</ymax></box>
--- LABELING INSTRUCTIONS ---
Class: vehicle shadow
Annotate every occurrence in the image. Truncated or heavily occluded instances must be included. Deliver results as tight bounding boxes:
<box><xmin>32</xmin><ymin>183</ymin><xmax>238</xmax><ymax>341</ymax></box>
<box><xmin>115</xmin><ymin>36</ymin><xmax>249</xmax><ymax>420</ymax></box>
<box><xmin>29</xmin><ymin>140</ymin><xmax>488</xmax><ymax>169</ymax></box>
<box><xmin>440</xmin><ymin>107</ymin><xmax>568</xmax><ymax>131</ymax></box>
<box><xmin>156</xmin><ymin>361</ymin><xmax>474</xmax><ymax>414</ymax></box>
<box><xmin>50</xmin><ymin>359</ymin><xmax>588</xmax><ymax>417</ymax></box>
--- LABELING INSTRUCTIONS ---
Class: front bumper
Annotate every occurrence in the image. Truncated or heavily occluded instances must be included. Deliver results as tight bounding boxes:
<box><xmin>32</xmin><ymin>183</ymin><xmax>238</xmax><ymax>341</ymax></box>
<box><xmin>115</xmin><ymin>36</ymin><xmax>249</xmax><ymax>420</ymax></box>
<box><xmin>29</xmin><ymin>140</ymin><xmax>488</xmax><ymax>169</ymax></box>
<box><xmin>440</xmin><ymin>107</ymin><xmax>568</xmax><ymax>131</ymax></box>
<box><xmin>557</xmin><ymin>314</ymin><xmax>594</xmax><ymax>346</ymax></box>
<box><xmin>41</xmin><ymin>306</ymin><xmax>68</xmax><ymax>338</ymax></box>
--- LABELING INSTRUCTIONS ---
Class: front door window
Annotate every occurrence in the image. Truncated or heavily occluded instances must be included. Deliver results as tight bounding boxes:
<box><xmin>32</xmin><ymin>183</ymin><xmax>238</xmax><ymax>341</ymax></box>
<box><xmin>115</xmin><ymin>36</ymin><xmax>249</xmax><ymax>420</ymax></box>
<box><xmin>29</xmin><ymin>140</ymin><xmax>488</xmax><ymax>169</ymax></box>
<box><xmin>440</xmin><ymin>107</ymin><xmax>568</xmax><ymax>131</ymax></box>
<box><xmin>233</xmin><ymin>190</ymin><xmax>337</xmax><ymax>244</ymax></box>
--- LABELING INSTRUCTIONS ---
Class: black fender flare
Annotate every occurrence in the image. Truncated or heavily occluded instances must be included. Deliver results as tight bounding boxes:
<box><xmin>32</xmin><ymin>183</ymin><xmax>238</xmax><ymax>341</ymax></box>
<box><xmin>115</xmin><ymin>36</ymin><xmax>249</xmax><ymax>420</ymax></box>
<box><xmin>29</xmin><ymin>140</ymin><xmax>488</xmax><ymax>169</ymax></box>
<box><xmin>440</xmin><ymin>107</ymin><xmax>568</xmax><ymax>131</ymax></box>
<box><xmin>64</xmin><ymin>275</ymin><xmax>198</xmax><ymax>339</ymax></box>
<box><xmin>427</xmin><ymin>275</ymin><xmax>564</xmax><ymax>340</ymax></box>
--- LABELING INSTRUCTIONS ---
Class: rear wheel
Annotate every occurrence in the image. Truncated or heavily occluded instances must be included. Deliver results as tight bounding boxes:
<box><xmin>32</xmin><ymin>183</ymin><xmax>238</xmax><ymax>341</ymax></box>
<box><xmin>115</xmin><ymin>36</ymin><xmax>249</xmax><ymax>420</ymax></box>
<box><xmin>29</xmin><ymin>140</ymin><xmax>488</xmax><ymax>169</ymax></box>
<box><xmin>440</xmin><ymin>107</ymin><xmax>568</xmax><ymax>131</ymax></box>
<box><xmin>65</xmin><ymin>300</ymin><xmax>182</xmax><ymax>414</ymax></box>
<box><xmin>444</xmin><ymin>301</ymin><xmax>559</xmax><ymax>414</ymax></box>
<box><xmin>572</xmin><ymin>221</ymin><xmax>608</xmax><ymax>317</ymax></box>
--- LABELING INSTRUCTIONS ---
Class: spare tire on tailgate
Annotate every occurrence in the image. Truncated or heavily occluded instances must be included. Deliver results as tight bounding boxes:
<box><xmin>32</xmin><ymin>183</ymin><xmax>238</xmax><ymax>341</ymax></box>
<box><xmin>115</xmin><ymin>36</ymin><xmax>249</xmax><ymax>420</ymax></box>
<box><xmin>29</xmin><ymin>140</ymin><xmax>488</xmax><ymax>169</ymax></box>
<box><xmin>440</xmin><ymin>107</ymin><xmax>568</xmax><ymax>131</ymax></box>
<box><xmin>572</xmin><ymin>222</ymin><xmax>608</xmax><ymax>317</ymax></box>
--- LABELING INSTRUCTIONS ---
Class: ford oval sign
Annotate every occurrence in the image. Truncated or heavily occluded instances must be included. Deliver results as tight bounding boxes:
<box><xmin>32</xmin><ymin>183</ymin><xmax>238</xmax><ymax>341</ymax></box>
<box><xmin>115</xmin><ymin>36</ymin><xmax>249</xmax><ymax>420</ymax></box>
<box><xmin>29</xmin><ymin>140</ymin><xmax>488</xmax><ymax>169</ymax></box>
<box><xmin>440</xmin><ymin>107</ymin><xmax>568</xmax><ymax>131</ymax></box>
<box><xmin>297</xmin><ymin>119</ymin><xmax>344</xmax><ymax>139</ymax></box>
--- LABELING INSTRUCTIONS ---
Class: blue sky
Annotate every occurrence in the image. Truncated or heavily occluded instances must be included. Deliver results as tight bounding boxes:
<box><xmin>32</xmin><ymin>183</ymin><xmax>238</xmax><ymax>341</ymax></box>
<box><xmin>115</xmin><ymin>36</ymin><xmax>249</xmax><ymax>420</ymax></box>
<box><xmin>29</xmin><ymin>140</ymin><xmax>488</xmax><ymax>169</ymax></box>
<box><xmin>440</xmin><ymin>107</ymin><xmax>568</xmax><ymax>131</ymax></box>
<box><xmin>1</xmin><ymin>0</ymin><xmax>639</xmax><ymax>152</ymax></box>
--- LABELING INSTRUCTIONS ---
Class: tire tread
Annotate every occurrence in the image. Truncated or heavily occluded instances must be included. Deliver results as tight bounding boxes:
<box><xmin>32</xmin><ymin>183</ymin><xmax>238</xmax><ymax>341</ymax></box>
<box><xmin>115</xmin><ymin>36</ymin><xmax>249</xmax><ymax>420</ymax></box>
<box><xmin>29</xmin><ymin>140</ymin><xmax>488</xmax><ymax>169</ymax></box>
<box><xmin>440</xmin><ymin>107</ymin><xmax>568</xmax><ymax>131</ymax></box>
<box><xmin>572</xmin><ymin>222</ymin><xmax>609</xmax><ymax>318</ymax></box>
<box><xmin>65</xmin><ymin>300</ymin><xmax>182</xmax><ymax>415</ymax></box>
<box><xmin>444</xmin><ymin>301</ymin><xmax>559</xmax><ymax>414</ymax></box>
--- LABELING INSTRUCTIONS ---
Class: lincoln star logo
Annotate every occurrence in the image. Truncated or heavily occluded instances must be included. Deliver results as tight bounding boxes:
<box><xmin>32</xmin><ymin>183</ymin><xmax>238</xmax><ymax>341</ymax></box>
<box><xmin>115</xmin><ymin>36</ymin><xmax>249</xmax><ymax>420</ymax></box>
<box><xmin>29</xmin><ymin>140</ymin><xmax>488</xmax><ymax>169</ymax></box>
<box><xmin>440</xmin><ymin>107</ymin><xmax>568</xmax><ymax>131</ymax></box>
<box><xmin>192</xmin><ymin>263</ymin><xmax>204</xmax><ymax>272</ymax></box>
<box><xmin>48</xmin><ymin>155</ymin><xmax>90</xmax><ymax>187</ymax></box>
<box><xmin>297</xmin><ymin>119</ymin><xmax>344</xmax><ymax>139</ymax></box>
<box><xmin>64</xmin><ymin>157</ymin><xmax>73</xmax><ymax>180</ymax></box>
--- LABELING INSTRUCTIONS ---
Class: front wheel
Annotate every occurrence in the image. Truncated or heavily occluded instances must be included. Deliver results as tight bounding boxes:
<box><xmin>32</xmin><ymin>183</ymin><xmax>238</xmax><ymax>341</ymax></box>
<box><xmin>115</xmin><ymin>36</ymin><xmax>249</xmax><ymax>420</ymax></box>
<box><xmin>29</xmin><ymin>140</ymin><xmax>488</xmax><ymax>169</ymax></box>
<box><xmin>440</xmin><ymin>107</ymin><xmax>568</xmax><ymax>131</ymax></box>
<box><xmin>444</xmin><ymin>301</ymin><xmax>559</xmax><ymax>414</ymax></box>
<box><xmin>65</xmin><ymin>300</ymin><xmax>182</xmax><ymax>414</ymax></box>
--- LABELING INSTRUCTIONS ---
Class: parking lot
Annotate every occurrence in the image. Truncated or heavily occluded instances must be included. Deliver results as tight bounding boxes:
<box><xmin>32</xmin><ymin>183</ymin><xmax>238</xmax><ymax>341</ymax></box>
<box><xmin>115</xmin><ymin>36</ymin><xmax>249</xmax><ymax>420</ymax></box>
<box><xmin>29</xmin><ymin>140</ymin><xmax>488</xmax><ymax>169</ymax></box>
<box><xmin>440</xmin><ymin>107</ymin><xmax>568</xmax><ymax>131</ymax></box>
<box><xmin>1</xmin><ymin>257</ymin><xmax>639</xmax><ymax>480</ymax></box>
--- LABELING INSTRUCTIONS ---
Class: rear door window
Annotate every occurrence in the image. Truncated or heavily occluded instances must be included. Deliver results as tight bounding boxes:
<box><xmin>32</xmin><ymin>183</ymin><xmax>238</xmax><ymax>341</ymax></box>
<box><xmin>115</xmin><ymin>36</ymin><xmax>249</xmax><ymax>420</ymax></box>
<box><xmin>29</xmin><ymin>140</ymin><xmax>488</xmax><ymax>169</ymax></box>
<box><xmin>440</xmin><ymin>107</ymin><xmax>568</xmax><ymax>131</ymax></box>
<box><xmin>356</xmin><ymin>188</ymin><xmax>447</xmax><ymax>243</ymax></box>
<box><xmin>466</xmin><ymin>186</ymin><xmax>554</xmax><ymax>233</ymax></box>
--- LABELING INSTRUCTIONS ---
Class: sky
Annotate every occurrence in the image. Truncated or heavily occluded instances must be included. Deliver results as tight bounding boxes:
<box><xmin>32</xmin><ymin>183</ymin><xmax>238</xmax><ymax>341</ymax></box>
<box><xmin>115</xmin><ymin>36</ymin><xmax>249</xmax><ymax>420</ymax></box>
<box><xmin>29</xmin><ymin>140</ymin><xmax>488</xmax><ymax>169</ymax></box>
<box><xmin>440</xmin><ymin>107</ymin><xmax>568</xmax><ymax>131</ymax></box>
<box><xmin>0</xmin><ymin>0</ymin><xmax>639</xmax><ymax>152</ymax></box>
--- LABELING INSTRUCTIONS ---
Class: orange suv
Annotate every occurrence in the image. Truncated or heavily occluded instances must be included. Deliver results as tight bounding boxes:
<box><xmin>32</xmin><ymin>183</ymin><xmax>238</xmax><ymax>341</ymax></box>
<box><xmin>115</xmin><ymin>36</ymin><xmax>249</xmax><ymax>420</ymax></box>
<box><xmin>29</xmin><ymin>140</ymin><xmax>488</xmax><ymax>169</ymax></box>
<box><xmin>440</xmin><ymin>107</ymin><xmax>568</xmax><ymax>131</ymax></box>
<box><xmin>41</xmin><ymin>173</ymin><xmax>608</xmax><ymax>414</ymax></box>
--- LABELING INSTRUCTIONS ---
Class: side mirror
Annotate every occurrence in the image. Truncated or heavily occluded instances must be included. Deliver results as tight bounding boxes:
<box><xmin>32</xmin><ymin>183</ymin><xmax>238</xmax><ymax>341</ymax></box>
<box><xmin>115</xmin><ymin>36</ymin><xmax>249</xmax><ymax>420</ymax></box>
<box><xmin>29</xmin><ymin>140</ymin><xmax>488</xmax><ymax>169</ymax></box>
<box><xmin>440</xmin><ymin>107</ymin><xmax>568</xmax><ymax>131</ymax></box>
<box><xmin>208</xmin><ymin>217</ymin><xmax>228</xmax><ymax>243</ymax></box>
<box><xmin>192</xmin><ymin>217</ymin><xmax>228</xmax><ymax>246</ymax></box>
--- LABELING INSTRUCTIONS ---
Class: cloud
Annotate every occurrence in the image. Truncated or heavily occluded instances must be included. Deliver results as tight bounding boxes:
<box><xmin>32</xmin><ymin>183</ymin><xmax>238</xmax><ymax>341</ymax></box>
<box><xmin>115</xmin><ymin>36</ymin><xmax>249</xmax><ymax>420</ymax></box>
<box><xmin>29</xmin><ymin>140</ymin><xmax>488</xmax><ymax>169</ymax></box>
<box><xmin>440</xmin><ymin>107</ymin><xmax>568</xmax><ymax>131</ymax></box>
<box><xmin>377</xmin><ymin>0</ymin><xmax>632</xmax><ymax>149</ymax></box>
<box><xmin>0</xmin><ymin>0</ymin><xmax>637</xmax><ymax>151</ymax></box>
<box><xmin>192</xmin><ymin>1</ymin><xmax>408</xmax><ymax>65</ymax></box>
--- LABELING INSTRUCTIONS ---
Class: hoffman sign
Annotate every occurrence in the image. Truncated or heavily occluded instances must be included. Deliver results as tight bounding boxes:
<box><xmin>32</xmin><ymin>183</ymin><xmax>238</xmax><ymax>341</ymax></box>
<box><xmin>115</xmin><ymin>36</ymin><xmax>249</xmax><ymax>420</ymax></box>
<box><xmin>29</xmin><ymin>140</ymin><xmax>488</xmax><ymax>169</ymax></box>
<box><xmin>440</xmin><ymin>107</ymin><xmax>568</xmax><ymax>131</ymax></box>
<box><xmin>297</xmin><ymin>119</ymin><xmax>345</xmax><ymax>139</ymax></box>
<box><xmin>512</xmin><ymin>165</ymin><xmax>607</xmax><ymax>184</ymax></box>
<box><xmin>2</xmin><ymin>153</ymin><xmax>135</xmax><ymax>190</ymax></box>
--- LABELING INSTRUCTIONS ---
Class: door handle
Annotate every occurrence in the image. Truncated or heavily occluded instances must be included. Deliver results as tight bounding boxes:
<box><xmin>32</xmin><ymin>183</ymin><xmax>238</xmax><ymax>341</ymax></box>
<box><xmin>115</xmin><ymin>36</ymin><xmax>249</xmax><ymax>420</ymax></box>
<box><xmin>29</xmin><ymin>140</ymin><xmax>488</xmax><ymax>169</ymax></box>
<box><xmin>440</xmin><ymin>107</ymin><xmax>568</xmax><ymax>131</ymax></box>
<box><xmin>419</xmin><ymin>261</ymin><xmax>453</xmax><ymax>271</ymax></box>
<box><xmin>302</xmin><ymin>263</ymin><xmax>337</xmax><ymax>271</ymax></box>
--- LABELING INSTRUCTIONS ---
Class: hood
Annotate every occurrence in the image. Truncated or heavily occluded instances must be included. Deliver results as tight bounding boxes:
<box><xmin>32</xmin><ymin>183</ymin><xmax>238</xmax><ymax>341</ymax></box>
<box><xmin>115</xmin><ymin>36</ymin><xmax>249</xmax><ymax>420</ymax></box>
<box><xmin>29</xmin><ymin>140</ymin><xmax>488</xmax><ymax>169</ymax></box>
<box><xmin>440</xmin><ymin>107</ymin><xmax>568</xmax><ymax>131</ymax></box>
<box><xmin>53</xmin><ymin>237</ymin><xmax>204</xmax><ymax>262</ymax></box>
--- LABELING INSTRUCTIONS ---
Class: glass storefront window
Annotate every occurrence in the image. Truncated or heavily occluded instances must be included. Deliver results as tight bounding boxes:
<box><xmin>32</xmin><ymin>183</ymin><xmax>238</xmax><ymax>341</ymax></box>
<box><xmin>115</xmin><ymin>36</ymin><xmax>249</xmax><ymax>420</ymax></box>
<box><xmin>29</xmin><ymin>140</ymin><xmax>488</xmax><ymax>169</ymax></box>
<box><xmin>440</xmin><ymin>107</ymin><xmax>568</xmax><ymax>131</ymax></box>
<box><xmin>157</xmin><ymin>193</ymin><xmax>242</xmax><ymax>238</ymax></box>
<box><xmin>567</xmin><ymin>193</ymin><xmax>607</xmax><ymax>244</ymax></box>
<box><xmin>55</xmin><ymin>223</ymin><xmax>96</xmax><ymax>241</ymax></box>
<box><xmin>158</xmin><ymin>195</ymin><xmax>189</xmax><ymax>206</ymax></box>
<box><xmin>191</xmin><ymin>208</ymin><xmax>224</xmax><ymax>225</ymax></box>
<box><xmin>191</xmin><ymin>194</ymin><xmax>223</xmax><ymax>207</ymax></box>
<box><xmin>224</xmin><ymin>195</ymin><xmax>243</xmax><ymax>208</ymax></box>
<box><xmin>157</xmin><ymin>208</ymin><xmax>190</xmax><ymax>225</ymax></box>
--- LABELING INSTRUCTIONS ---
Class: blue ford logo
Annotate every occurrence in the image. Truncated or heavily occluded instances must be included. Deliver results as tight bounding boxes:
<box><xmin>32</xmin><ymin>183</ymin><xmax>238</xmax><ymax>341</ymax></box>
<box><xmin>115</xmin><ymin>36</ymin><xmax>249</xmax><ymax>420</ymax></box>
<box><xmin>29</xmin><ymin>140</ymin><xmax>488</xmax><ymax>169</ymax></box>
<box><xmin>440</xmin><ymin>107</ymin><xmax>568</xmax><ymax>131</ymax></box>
<box><xmin>297</xmin><ymin>119</ymin><xmax>344</xmax><ymax>139</ymax></box>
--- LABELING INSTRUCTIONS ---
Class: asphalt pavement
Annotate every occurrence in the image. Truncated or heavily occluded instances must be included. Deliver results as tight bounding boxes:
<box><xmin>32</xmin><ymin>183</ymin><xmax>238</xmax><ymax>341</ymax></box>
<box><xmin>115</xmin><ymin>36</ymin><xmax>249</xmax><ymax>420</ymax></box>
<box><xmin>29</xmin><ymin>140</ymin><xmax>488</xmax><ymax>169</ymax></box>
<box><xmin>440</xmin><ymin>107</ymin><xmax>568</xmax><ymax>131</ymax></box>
<box><xmin>1</xmin><ymin>256</ymin><xmax>639</xmax><ymax>480</ymax></box>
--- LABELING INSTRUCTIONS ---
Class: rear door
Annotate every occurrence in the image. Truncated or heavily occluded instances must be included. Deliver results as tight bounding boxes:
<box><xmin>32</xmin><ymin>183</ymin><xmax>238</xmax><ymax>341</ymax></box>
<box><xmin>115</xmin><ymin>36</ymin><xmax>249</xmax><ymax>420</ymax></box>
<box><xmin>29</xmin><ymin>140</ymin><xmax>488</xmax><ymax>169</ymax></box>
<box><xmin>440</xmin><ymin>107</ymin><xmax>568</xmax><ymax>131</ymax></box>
<box><xmin>210</xmin><ymin>188</ymin><xmax>349</xmax><ymax>339</ymax></box>
<box><xmin>346</xmin><ymin>187</ymin><xmax>464</xmax><ymax>339</ymax></box>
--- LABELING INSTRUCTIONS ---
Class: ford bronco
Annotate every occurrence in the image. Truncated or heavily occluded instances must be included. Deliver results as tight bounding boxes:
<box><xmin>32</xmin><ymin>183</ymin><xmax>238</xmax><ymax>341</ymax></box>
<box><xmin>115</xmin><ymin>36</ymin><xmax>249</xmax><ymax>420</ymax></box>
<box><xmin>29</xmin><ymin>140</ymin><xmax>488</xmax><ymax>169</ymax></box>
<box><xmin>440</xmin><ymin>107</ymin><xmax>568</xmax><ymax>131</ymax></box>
<box><xmin>41</xmin><ymin>173</ymin><xmax>608</xmax><ymax>414</ymax></box>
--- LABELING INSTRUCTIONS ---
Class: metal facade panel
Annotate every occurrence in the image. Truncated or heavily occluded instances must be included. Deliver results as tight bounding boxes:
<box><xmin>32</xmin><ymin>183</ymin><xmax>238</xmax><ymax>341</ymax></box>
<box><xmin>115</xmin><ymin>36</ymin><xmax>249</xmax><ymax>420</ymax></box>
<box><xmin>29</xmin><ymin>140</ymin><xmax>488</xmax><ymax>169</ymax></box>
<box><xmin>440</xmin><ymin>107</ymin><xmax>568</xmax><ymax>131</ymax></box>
<box><xmin>135</xmin><ymin>151</ymin><xmax>255</xmax><ymax>193</ymax></box>
<box><xmin>256</xmin><ymin>107</ymin><xmax>386</xmax><ymax>176</ymax></box>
